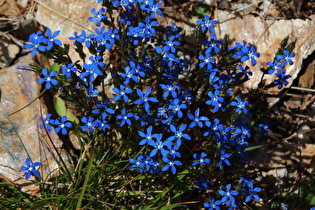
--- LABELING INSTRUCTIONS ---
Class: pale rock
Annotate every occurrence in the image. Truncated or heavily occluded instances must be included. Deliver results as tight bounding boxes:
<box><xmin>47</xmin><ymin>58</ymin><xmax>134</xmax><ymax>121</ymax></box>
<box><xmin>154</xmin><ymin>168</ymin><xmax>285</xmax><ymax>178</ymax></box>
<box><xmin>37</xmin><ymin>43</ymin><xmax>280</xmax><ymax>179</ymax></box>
<box><xmin>216</xmin><ymin>11</ymin><xmax>315</xmax><ymax>94</ymax></box>
<box><xmin>0</xmin><ymin>55</ymin><xmax>71</xmax><ymax>195</ymax></box>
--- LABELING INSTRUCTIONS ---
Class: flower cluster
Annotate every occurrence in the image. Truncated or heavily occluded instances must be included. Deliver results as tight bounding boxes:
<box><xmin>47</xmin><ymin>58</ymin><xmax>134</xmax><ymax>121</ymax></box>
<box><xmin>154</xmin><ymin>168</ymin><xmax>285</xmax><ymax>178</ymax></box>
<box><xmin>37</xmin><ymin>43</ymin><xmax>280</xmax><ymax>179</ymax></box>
<box><xmin>22</xmin><ymin>0</ymin><xmax>296</xmax><ymax>208</ymax></box>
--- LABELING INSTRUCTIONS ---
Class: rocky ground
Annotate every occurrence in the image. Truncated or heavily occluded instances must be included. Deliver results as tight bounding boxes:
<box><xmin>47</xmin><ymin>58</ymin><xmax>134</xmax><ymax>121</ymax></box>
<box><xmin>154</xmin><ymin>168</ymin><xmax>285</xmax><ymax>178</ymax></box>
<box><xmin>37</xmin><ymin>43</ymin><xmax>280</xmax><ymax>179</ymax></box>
<box><xmin>0</xmin><ymin>0</ymin><xmax>315</xmax><ymax>207</ymax></box>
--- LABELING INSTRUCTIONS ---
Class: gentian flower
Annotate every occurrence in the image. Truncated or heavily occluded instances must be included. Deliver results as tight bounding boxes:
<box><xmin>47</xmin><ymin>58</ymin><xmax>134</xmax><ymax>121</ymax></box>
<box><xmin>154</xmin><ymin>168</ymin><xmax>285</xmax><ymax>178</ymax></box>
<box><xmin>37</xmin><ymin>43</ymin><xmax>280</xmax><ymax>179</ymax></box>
<box><xmin>196</xmin><ymin>15</ymin><xmax>218</xmax><ymax>35</ymax></box>
<box><xmin>187</xmin><ymin>108</ymin><xmax>209</xmax><ymax>128</ymax></box>
<box><xmin>160</xmin><ymin>82</ymin><xmax>181</xmax><ymax>98</ymax></box>
<box><xmin>167</xmin><ymin>98</ymin><xmax>187</xmax><ymax>118</ymax></box>
<box><xmin>230</xmin><ymin>96</ymin><xmax>249</xmax><ymax>114</ymax></box>
<box><xmin>276</xmin><ymin>49</ymin><xmax>295</xmax><ymax>66</ymax></box>
<box><xmin>81</xmin><ymin>116</ymin><xmax>97</xmax><ymax>134</ymax></box>
<box><xmin>24</xmin><ymin>31</ymin><xmax>47</xmax><ymax>57</ymax></box>
<box><xmin>88</xmin><ymin>8</ymin><xmax>107</xmax><ymax>27</ymax></box>
<box><xmin>45</xmin><ymin>28</ymin><xmax>62</xmax><ymax>50</ymax></box>
<box><xmin>240</xmin><ymin>46</ymin><xmax>260</xmax><ymax>66</ymax></box>
<box><xmin>112</xmin><ymin>85</ymin><xmax>133</xmax><ymax>103</ymax></box>
<box><xmin>192</xmin><ymin>152</ymin><xmax>211</xmax><ymax>170</ymax></box>
<box><xmin>274</xmin><ymin>69</ymin><xmax>291</xmax><ymax>89</ymax></box>
<box><xmin>241</xmin><ymin>186</ymin><xmax>261</xmax><ymax>202</ymax></box>
<box><xmin>134</xmin><ymin>87</ymin><xmax>159</xmax><ymax>113</ymax></box>
<box><xmin>138</xmin><ymin>125</ymin><xmax>160</xmax><ymax>145</ymax></box>
<box><xmin>61</xmin><ymin>63</ymin><xmax>77</xmax><ymax>78</ymax></box>
<box><xmin>217</xmin><ymin>150</ymin><xmax>232</xmax><ymax>166</ymax></box>
<box><xmin>116</xmin><ymin>108</ymin><xmax>134</xmax><ymax>127</ymax></box>
<box><xmin>161</xmin><ymin>156</ymin><xmax>182</xmax><ymax>174</ymax></box>
<box><xmin>194</xmin><ymin>176</ymin><xmax>210</xmax><ymax>193</ymax></box>
<box><xmin>38</xmin><ymin>68</ymin><xmax>58</xmax><ymax>90</ymax></box>
<box><xmin>52</xmin><ymin>116</ymin><xmax>73</xmax><ymax>135</ymax></box>
<box><xmin>21</xmin><ymin>158</ymin><xmax>41</xmax><ymax>180</ymax></box>
<box><xmin>204</xmin><ymin>197</ymin><xmax>222</xmax><ymax>210</ymax></box>
<box><xmin>39</xmin><ymin>113</ymin><xmax>54</xmax><ymax>133</ymax></box>
<box><xmin>148</xmin><ymin>134</ymin><xmax>170</xmax><ymax>157</ymax></box>
<box><xmin>162</xmin><ymin>36</ymin><xmax>180</xmax><ymax>53</ymax></box>
<box><xmin>218</xmin><ymin>184</ymin><xmax>239</xmax><ymax>206</ymax></box>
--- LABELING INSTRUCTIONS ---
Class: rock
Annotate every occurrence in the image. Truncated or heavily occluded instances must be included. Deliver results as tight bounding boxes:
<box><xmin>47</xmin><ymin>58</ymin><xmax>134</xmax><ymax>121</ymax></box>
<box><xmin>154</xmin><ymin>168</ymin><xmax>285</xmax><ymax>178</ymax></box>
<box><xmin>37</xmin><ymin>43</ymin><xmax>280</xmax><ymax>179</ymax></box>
<box><xmin>0</xmin><ymin>38</ymin><xmax>20</xmax><ymax>68</ymax></box>
<box><xmin>216</xmin><ymin>10</ymin><xmax>315</xmax><ymax>94</ymax></box>
<box><xmin>0</xmin><ymin>54</ymin><xmax>70</xmax><ymax>195</ymax></box>
<box><xmin>35</xmin><ymin>0</ymin><xmax>99</xmax><ymax>62</ymax></box>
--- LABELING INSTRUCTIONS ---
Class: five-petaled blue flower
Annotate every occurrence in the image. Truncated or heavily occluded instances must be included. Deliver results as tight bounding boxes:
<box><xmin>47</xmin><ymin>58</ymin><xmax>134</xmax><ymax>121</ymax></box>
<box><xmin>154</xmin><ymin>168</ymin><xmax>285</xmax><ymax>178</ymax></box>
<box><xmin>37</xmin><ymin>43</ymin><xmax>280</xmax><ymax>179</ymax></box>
<box><xmin>274</xmin><ymin>69</ymin><xmax>291</xmax><ymax>89</ymax></box>
<box><xmin>21</xmin><ymin>158</ymin><xmax>41</xmax><ymax>180</ymax></box>
<box><xmin>45</xmin><ymin>28</ymin><xmax>62</xmax><ymax>50</ymax></box>
<box><xmin>88</xmin><ymin>8</ymin><xmax>107</xmax><ymax>27</ymax></box>
<box><xmin>52</xmin><ymin>116</ymin><xmax>73</xmax><ymax>135</ymax></box>
<box><xmin>38</xmin><ymin>68</ymin><xmax>58</xmax><ymax>90</ymax></box>
<box><xmin>230</xmin><ymin>96</ymin><xmax>249</xmax><ymax>114</ymax></box>
<box><xmin>24</xmin><ymin>31</ymin><xmax>47</xmax><ymax>57</ymax></box>
<box><xmin>134</xmin><ymin>87</ymin><xmax>159</xmax><ymax>113</ymax></box>
<box><xmin>218</xmin><ymin>184</ymin><xmax>239</xmax><ymax>206</ymax></box>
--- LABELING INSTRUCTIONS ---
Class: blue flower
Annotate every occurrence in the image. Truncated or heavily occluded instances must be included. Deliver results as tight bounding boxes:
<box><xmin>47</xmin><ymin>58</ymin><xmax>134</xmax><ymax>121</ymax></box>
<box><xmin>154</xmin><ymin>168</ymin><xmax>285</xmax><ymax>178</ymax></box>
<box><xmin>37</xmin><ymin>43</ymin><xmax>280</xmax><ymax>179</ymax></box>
<box><xmin>196</xmin><ymin>15</ymin><xmax>218</xmax><ymax>36</ymax></box>
<box><xmin>241</xmin><ymin>186</ymin><xmax>261</xmax><ymax>202</ymax></box>
<box><xmin>168</xmin><ymin>124</ymin><xmax>191</xmax><ymax>147</ymax></box>
<box><xmin>165</xmin><ymin>23</ymin><xmax>182</xmax><ymax>38</ymax></box>
<box><xmin>267</xmin><ymin>60</ymin><xmax>284</xmax><ymax>75</ymax></box>
<box><xmin>81</xmin><ymin>116</ymin><xmax>97</xmax><ymax>134</ymax></box>
<box><xmin>38</xmin><ymin>68</ymin><xmax>58</xmax><ymax>90</ymax></box>
<box><xmin>88</xmin><ymin>8</ymin><xmax>107</xmax><ymax>27</ymax></box>
<box><xmin>61</xmin><ymin>63</ymin><xmax>77</xmax><ymax>78</ymax></box>
<box><xmin>120</xmin><ymin>66</ymin><xmax>139</xmax><ymax>85</ymax></box>
<box><xmin>159</xmin><ymin>82</ymin><xmax>181</xmax><ymax>98</ymax></box>
<box><xmin>134</xmin><ymin>87</ymin><xmax>159</xmax><ymax>113</ymax></box>
<box><xmin>274</xmin><ymin>69</ymin><xmax>291</xmax><ymax>89</ymax></box>
<box><xmin>81</xmin><ymin>63</ymin><xmax>103</xmax><ymax>83</ymax></box>
<box><xmin>192</xmin><ymin>152</ymin><xmax>211</xmax><ymax>170</ymax></box>
<box><xmin>230</xmin><ymin>96</ymin><xmax>249</xmax><ymax>114</ymax></box>
<box><xmin>127</xmin><ymin>26</ymin><xmax>145</xmax><ymax>45</ymax></box>
<box><xmin>194</xmin><ymin>176</ymin><xmax>210</xmax><ymax>193</ymax></box>
<box><xmin>39</xmin><ymin>113</ymin><xmax>54</xmax><ymax>133</ymax></box>
<box><xmin>52</xmin><ymin>116</ymin><xmax>73</xmax><ymax>135</ymax></box>
<box><xmin>116</xmin><ymin>108</ymin><xmax>134</xmax><ymax>127</ymax></box>
<box><xmin>24</xmin><ymin>31</ymin><xmax>47</xmax><ymax>56</ymax></box>
<box><xmin>240</xmin><ymin>46</ymin><xmax>260</xmax><ymax>66</ymax></box>
<box><xmin>148</xmin><ymin>134</ymin><xmax>170</xmax><ymax>157</ymax></box>
<box><xmin>167</xmin><ymin>143</ymin><xmax>181</xmax><ymax>159</ymax></box>
<box><xmin>198</xmin><ymin>53</ymin><xmax>216</xmax><ymax>69</ymax></box>
<box><xmin>204</xmin><ymin>197</ymin><xmax>222</xmax><ymax>210</ymax></box>
<box><xmin>112</xmin><ymin>85</ymin><xmax>133</xmax><ymax>103</ymax></box>
<box><xmin>45</xmin><ymin>28</ymin><xmax>62</xmax><ymax>50</ymax></box>
<box><xmin>92</xmin><ymin>100</ymin><xmax>115</xmax><ymax>119</ymax></box>
<box><xmin>258</xmin><ymin>120</ymin><xmax>270</xmax><ymax>133</ymax></box>
<box><xmin>276</xmin><ymin>49</ymin><xmax>295</xmax><ymax>66</ymax></box>
<box><xmin>217</xmin><ymin>150</ymin><xmax>232</xmax><ymax>167</ymax></box>
<box><xmin>21</xmin><ymin>158</ymin><xmax>41</xmax><ymax>180</ymax></box>
<box><xmin>203</xmin><ymin>38</ymin><xmax>222</xmax><ymax>55</ymax></box>
<box><xmin>235</xmin><ymin>65</ymin><xmax>252</xmax><ymax>81</ymax></box>
<box><xmin>187</xmin><ymin>108</ymin><xmax>209</xmax><ymax>128</ymax></box>
<box><xmin>95</xmin><ymin>117</ymin><xmax>111</xmax><ymax>132</ymax></box>
<box><xmin>167</xmin><ymin>98</ymin><xmax>187</xmax><ymax>118</ymax></box>
<box><xmin>162</xmin><ymin>156</ymin><xmax>182</xmax><ymax>174</ymax></box>
<box><xmin>205</xmin><ymin>90</ymin><xmax>226</xmax><ymax>113</ymax></box>
<box><xmin>87</xmin><ymin>84</ymin><xmax>100</xmax><ymax>99</ymax></box>
<box><xmin>138</xmin><ymin>16</ymin><xmax>158</xmax><ymax>38</ymax></box>
<box><xmin>138</xmin><ymin>125</ymin><xmax>160</xmax><ymax>145</ymax></box>
<box><xmin>144</xmin><ymin>0</ymin><xmax>163</xmax><ymax>18</ymax></box>
<box><xmin>218</xmin><ymin>184</ymin><xmax>239</xmax><ymax>206</ymax></box>
<box><xmin>162</xmin><ymin>36</ymin><xmax>180</xmax><ymax>53</ymax></box>
<box><xmin>129</xmin><ymin>155</ymin><xmax>145</xmax><ymax>173</ymax></box>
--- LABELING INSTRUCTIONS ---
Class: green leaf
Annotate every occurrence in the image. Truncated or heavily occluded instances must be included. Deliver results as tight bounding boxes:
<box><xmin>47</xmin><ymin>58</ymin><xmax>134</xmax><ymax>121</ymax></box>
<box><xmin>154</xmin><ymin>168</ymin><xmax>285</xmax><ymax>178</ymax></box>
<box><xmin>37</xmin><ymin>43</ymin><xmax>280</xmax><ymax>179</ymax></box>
<box><xmin>50</xmin><ymin>63</ymin><xmax>61</xmax><ymax>73</ymax></box>
<box><xmin>53</xmin><ymin>96</ymin><xmax>79</xmax><ymax>123</ymax></box>
<box><xmin>195</xmin><ymin>3</ymin><xmax>210</xmax><ymax>17</ymax></box>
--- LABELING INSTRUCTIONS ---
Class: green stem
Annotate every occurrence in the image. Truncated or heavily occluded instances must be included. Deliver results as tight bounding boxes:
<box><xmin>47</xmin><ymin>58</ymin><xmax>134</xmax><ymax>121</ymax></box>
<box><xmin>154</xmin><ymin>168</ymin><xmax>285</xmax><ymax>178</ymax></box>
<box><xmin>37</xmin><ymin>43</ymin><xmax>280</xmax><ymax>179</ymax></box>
<box><xmin>76</xmin><ymin>150</ymin><xmax>94</xmax><ymax>209</ymax></box>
